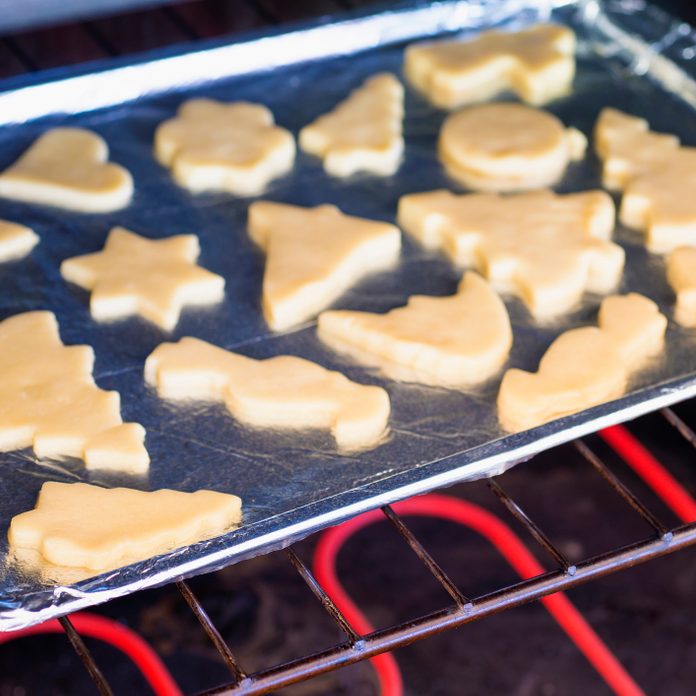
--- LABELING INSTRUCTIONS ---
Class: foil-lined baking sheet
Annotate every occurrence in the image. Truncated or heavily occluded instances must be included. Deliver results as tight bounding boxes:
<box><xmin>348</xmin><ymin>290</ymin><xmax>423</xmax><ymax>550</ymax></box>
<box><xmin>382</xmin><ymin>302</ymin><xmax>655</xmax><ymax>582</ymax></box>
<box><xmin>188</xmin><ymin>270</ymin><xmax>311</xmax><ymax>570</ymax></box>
<box><xmin>2</xmin><ymin>0</ymin><xmax>696</xmax><ymax>630</ymax></box>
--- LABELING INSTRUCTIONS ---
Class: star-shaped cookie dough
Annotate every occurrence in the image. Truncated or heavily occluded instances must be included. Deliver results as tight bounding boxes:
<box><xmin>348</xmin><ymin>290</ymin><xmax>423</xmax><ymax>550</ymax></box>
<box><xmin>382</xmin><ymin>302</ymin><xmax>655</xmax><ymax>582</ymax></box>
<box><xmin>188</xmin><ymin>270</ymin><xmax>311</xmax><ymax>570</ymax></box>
<box><xmin>497</xmin><ymin>293</ymin><xmax>667</xmax><ymax>432</ymax></box>
<box><xmin>0</xmin><ymin>220</ymin><xmax>38</xmax><ymax>261</ymax></box>
<box><xmin>0</xmin><ymin>128</ymin><xmax>133</xmax><ymax>212</ymax></box>
<box><xmin>318</xmin><ymin>272</ymin><xmax>512</xmax><ymax>387</ymax></box>
<box><xmin>299</xmin><ymin>73</ymin><xmax>404</xmax><ymax>177</ymax></box>
<box><xmin>145</xmin><ymin>337</ymin><xmax>390</xmax><ymax>450</ymax></box>
<box><xmin>667</xmin><ymin>246</ymin><xmax>696</xmax><ymax>327</ymax></box>
<box><xmin>404</xmin><ymin>23</ymin><xmax>575</xmax><ymax>108</ymax></box>
<box><xmin>154</xmin><ymin>99</ymin><xmax>295</xmax><ymax>195</ymax></box>
<box><xmin>248</xmin><ymin>201</ymin><xmax>401</xmax><ymax>331</ymax></box>
<box><xmin>9</xmin><ymin>482</ymin><xmax>242</xmax><ymax>571</ymax></box>
<box><xmin>0</xmin><ymin>311</ymin><xmax>148</xmax><ymax>472</ymax></box>
<box><xmin>397</xmin><ymin>189</ymin><xmax>623</xmax><ymax>318</ymax></box>
<box><xmin>60</xmin><ymin>227</ymin><xmax>225</xmax><ymax>331</ymax></box>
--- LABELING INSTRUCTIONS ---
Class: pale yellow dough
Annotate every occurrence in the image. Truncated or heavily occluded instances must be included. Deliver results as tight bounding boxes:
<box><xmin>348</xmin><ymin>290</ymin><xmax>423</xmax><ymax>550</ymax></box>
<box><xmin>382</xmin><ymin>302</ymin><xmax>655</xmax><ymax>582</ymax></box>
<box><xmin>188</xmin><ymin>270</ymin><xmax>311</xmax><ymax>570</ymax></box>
<box><xmin>397</xmin><ymin>189</ymin><xmax>622</xmax><ymax>318</ymax></box>
<box><xmin>0</xmin><ymin>128</ymin><xmax>133</xmax><ymax>212</ymax></box>
<box><xmin>299</xmin><ymin>73</ymin><xmax>404</xmax><ymax>177</ymax></box>
<box><xmin>667</xmin><ymin>246</ymin><xmax>696</xmax><ymax>327</ymax></box>
<box><xmin>0</xmin><ymin>311</ymin><xmax>148</xmax><ymax>472</ymax></box>
<box><xmin>248</xmin><ymin>202</ymin><xmax>401</xmax><ymax>331</ymax></box>
<box><xmin>60</xmin><ymin>227</ymin><xmax>225</xmax><ymax>331</ymax></box>
<box><xmin>318</xmin><ymin>272</ymin><xmax>512</xmax><ymax>387</ymax></box>
<box><xmin>154</xmin><ymin>99</ymin><xmax>295</xmax><ymax>195</ymax></box>
<box><xmin>438</xmin><ymin>103</ymin><xmax>586</xmax><ymax>192</ymax></box>
<box><xmin>497</xmin><ymin>293</ymin><xmax>667</xmax><ymax>432</ymax></box>
<box><xmin>404</xmin><ymin>23</ymin><xmax>575</xmax><ymax>108</ymax></box>
<box><xmin>9</xmin><ymin>482</ymin><xmax>242</xmax><ymax>571</ymax></box>
<box><xmin>0</xmin><ymin>220</ymin><xmax>38</xmax><ymax>261</ymax></box>
<box><xmin>145</xmin><ymin>337</ymin><xmax>390</xmax><ymax>450</ymax></box>
<box><xmin>595</xmin><ymin>108</ymin><xmax>696</xmax><ymax>252</ymax></box>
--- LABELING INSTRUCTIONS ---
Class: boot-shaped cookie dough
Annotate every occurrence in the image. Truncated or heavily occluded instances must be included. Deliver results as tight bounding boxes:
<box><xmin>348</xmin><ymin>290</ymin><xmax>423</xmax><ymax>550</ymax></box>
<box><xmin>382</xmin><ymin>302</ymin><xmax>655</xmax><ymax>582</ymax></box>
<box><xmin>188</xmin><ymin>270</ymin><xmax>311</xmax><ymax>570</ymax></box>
<box><xmin>667</xmin><ymin>246</ymin><xmax>696</xmax><ymax>327</ymax></box>
<box><xmin>497</xmin><ymin>293</ymin><xmax>667</xmax><ymax>432</ymax></box>
<box><xmin>398</xmin><ymin>189</ymin><xmax>623</xmax><ymax>318</ymax></box>
<box><xmin>0</xmin><ymin>220</ymin><xmax>38</xmax><ymax>261</ymax></box>
<box><xmin>318</xmin><ymin>272</ymin><xmax>512</xmax><ymax>387</ymax></box>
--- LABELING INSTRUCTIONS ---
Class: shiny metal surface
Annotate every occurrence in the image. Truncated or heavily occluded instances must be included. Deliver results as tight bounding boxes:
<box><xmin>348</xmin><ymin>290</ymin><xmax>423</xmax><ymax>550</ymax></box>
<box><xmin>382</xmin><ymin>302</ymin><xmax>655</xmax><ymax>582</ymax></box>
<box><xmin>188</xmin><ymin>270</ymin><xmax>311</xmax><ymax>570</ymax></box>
<box><xmin>2</xmin><ymin>0</ymin><xmax>696</xmax><ymax>630</ymax></box>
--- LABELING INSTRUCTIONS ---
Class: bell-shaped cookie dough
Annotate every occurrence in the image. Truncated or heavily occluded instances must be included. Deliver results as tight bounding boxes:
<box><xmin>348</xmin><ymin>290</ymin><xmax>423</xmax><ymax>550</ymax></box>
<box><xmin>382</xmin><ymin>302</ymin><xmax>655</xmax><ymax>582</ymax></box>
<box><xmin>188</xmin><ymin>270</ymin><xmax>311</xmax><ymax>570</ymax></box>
<box><xmin>248</xmin><ymin>201</ymin><xmax>401</xmax><ymax>331</ymax></box>
<box><xmin>145</xmin><ymin>337</ymin><xmax>390</xmax><ymax>450</ymax></box>
<box><xmin>667</xmin><ymin>246</ymin><xmax>696</xmax><ymax>327</ymax></box>
<box><xmin>497</xmin><ymin>293</ymin><xmax>667</xmax><ymax>432</ymax></box>
<box><xmin>0</xmin><ymin>128</ymin><xmax>133</xmax><ymax>212</ymax></box>
<box><xmin>438</xmin><ymin>103</ymin><xmax>586</xmax><ymax>191</ymax></box>
<box><xmin>0</xmin><ymin>311</ymin><xmax>148</xmax><ymax>472</ymax></box>
<box><xmin>61</xmin><ymin>226</ymin><xmax>225</xmax><ymax>331</ymax></box>
<box><xmin>154</xmin><ymin>99</ymin><xmax>295</xmax><ymax>195</ymax></box>
<box><xmin>398</xmin><ymin>189</ymin><xmax>622</xmax><ymax>318</ymax></box>
<box><xmin>405</xmin><ymin>23</ymin><xmax>575</xmax><ymax>108</ymax></box>
<box><xmin>0</xmin><ymin>220</ymin><xmax>38</xmax><ymax>261</ymax></box>
<box><xmin>318</xmin><ymin>272</ymin><xmax>512</xmax><ymax>387</ymax></box>
<box><xmin>299</xmin><ymin>73</ymin><xmax>404</xmax><ymax>177</ymax></box>
<box><xmin>9</xmin><ymin>482</ymin><xmax>242</xmax><ymax>571</ymax></box>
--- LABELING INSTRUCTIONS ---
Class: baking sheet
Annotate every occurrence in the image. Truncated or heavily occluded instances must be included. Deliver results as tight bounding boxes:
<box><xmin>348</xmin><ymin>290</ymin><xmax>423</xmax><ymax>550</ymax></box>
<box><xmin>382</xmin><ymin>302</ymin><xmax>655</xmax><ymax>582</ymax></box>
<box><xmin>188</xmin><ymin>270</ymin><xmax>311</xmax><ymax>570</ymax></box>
<box><xmin>3</xmin><ymin>0</ymin><xmax>696</xmax><ymax>630</ymax></box>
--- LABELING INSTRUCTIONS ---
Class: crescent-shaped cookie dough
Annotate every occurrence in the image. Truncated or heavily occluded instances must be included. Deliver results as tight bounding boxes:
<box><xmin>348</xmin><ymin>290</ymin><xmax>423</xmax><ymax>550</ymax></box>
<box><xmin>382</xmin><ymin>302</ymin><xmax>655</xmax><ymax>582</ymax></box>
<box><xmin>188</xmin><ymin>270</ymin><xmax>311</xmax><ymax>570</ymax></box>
<box><xmin>318</xmin><ymin>272</ymin><xmax>512</xmax><ymax>387</ymax></box>
<box><xmin>60</xmin><ymin>227</ymin><xmax>225</xmax><ymax>331</ymax></box>
<box><xmin>9</xmin><ymin>482</ymin><xmax>242</xmax><ymax>571</ymax></box>
<box><xmin>497</xmin><ymin>293</ymin><xmax>667</xmax><ymax>432</ymax></box>
<box><xmin>0</xmin><ymin>311</ymin><xmax>148</xmax><ymax>472</ymax></box>
<box><xmin>145</xmin><ymin>337</ymin><xmax>390</xmax><ymax>450</ymax></box>
<box><xmin>404</xmin><ymin>23</ymin><xmax>575</xmax><ymax>108</ymax></box>
<box><xmin>0</xmin><ymin>128</ymin><xmax>133</xmax><ymax>212</ymax></box>
<box><xmin>299</xmin><ymin>73</ymin><xmax>404</xmax><ymax>177</ymax></box>
<box><xmin>667</xmin><ymin>246</ymin><xmax>696</xmax><ymax>327</ymax></box>
<box><xmin>438</xmin><ymin>103</ymin><xmax>586</xmax><ymax>191</ymax></box>
<box><xmin>398</xmin><ymin>189</ymin><xmax>623</xmax><ymax>318</ymax></box>
<box><xmin>248</xmin><ymin>201</ymin><xmax>401</xmax><ymax>331</ymax></box>
<box><xmin>154</xmin><ymin>99</ymin><xmax>295</xmax><ymax>195</ymax></box>
<box><xmin>0</xmin><ymin>220</ymin><xmax>38</xmax><ymax>261</ymax></box>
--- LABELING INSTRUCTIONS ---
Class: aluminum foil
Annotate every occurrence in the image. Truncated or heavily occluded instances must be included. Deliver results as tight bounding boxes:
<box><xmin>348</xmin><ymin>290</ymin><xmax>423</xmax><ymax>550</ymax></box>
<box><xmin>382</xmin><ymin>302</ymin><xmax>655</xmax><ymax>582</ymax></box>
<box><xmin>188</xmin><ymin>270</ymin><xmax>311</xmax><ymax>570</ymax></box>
<box><xmin>2</xmin><ymin>0</ymin><xmax>696</xmax><ymax>630</ymax></box>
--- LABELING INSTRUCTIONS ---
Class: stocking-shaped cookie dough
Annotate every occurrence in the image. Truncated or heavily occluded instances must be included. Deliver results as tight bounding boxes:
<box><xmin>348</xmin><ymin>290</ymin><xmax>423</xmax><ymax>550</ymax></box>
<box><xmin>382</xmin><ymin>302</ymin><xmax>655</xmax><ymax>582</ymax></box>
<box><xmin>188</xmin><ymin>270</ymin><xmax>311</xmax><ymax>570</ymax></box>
<box><xmin>667</xmin><ymin>246</ymin><xmax>696</xmax><ymax>327</ymax></box>
<box><xmin>9</xmin><ymin>482</ymin><xmax>242</xmax><ymax>570</ymax></box>
<box><xmin>405</xmin><ymin>23</ymin><xmax>575</xmax><ymax>108</ymax></box>
<box><xmin>248</xmin><ymin>202</ymin><xmax>401</xmax><ymax>330</ymax></box>
<box><xmin>497</xmin><ymin>293</ymin><xmax>667</xmax><ymax>432</ymax></box>
<box><xmin>145</xmin><ymin>337</ymin><xmax>390</xmax><ymax>450</ymax></box>
<box><xmin>299</xmin><ymin>73</ymin><xmax>404</xmax><ymax>176</ymax></box>
<box><xmin>398</xmin><ymin>189</ymin><xmax>623</xmax><ymax>317</ymax></box>
<box><xmin>0</xmin><ymin>311</ymin><xmax>148</xmax><ymax>472</ymax></box>
<box><xmin>318</xmin><ymin>272</ymin><xmax>512</xmax><ymax>386</ymax></box>
<box><xmin>0</xmin><ymin>220</ymin><xmax>38</xmax><ymax>261</ymax></box>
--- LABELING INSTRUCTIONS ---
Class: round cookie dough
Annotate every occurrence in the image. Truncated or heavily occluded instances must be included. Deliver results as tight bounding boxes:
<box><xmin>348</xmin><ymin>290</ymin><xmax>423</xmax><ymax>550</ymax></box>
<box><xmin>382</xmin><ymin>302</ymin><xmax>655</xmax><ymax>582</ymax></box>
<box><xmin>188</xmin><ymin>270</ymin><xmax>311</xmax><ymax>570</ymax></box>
<box><xmin>438</xmin><ymin>102</ymin><xmax>586</xmax><ymax>192</ymax></box>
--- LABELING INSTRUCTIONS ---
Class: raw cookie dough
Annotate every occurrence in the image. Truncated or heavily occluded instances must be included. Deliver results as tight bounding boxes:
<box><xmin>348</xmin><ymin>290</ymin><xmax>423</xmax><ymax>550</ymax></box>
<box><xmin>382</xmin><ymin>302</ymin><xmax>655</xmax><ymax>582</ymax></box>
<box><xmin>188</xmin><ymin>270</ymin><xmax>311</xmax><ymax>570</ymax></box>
<box><xmin>9</xmin><ymin>482</ymin><xmax>242</xmax><ymax>571</ymax></box>
<box><xmin>145</xmin><ymin>337</ymin><xmax>390</xmax><ymax>450</ymax></box>
<box><xmin>154</xmin><ymin>99</ymin><xmax>295</xmax><ymax>195</ymax></box>
<box><xmin>248</xmin><ymin>201</ymin><xmax>401</xmax><ymax>331</ymax></box>
<box><xmin>299</xmin><ymin>73</ymin><xmax>404</xmax><ymax>177</ymax></box>
<box><xmin>398</xmin><ymin>189</ymin><xmax>622</xmax><ymax>318</ymax></box>
<box><xmin>667</xmin><ymin>246</ymin><xmax>696</xmax><ymax>327</ymax></box>
<box><xmin>438</xmin><ymin>103</ymin><xmax>586</xmax><ymax>191</ymax></box>
<box><xmin>61</xmin><ymin>226</ymin><xmax>225</xmax><ymax>331</ymax></box>
<box><xmin>0</xmin><ymin>311</ymin><xmax>148</xmax><ymax>472</ymax></box>
<box><xmin>0</xmin><ymin>220</ymin><xmax>38</xmax><ymax>261</ymax></box>
<box><xmin>497</xmin><ymin>293</ymin><xmax>667</xmax><ymax>432</ymax></box>
<box><xmin>595</xmin><ymin>108</ymin><xmax>696</xmax><ymax>252</ymax></box>
<box><xmin>0</xmin><ymin>128</ymin><xmax>133</xmax><ymax>212</ymax></box>
<box><xmin>404</xmin><ymin>24</ymin><xmax>575</xmax><ymax>108</ymax></box>
<box><xmin>318</xmin><ymin>272</ymin><xmax>512</xmax><ymax>387</ymax></box>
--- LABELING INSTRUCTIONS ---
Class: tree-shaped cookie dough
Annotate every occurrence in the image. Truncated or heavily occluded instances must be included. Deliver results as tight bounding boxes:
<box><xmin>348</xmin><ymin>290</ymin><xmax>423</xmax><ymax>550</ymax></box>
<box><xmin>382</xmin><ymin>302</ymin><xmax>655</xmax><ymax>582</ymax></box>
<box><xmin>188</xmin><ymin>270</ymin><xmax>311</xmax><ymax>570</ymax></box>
<box><xmin>299</xmin><ymin>73</ymin><xmax>404</xmax><ymax>177</ymax></box>
<box><xmin>405</xmin><ymin>24</ymin><xmax>575</xmax><ymax>108</ymax></box>
<box><xmin>145</xmin><ymin>337</ymin><xmax>390</xmax><ymax>450</ymax></box>
<box><xmin>9</xmin><ymin>482</ymin><xmax>242</xmax><ymax>570</ymax></box>
<box><xmin>497</xmin><ymin>293</ymin><xmax>667</xmax><ymax>432</ymax></box>
<box><xmin>595</xmin><ymin>108</ymin><xmax>696</xmax><ymax>252</ymax></box>
<box><xmin>248</xmin><ymin>202</ymin><xmax>401</xmax><ymax>330</ymax></box>
<box><xmin>397</xmin><ymin>189</ymin><xmax>623</xmax><ymax>318</ymax></box>
<box><xmin>0</xmin><ymin>311</ymin><xmax>148</xmax><ymax>472</ymax></box>
<box><xmin>318</xmin><ymin>272</ymin><xmax>512</xmax><ymax>387</ymax></box>
<box><xmin>0</xmin><ymin>128</ymin><xmax>133</xmax><ymax>212</ymax></box>
<box><xmin>0</xmin><ymin>220</ymin><xmax>38</xmax><ymax>261</ymax></box>
<box><xmin>60</xmin><ymin>227</ymin><xmax>225</xmax><ymax>331</ymax></box>
<box><xmin>154</xmin><ymin>99</ymin><xmax>295</xmax><ymax>195</ymax></box>
<box><xmin>667</xmin><ymin>246</ymin><xmax>696</xmax><ymax>327</ymax></box>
